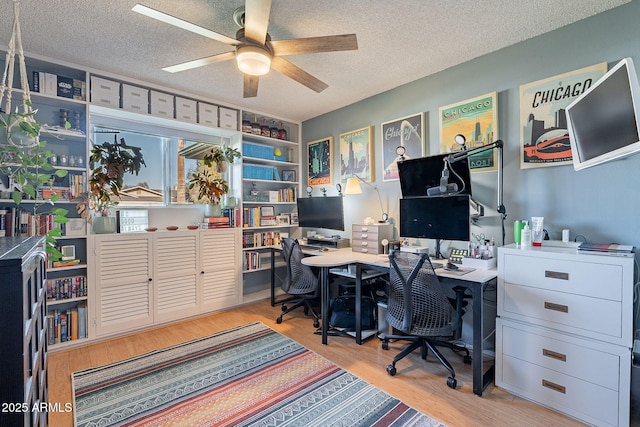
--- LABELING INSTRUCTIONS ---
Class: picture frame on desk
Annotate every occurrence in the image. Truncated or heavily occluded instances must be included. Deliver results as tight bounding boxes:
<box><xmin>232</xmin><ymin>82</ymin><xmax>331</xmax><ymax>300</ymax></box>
<box><xmin>276</xmin><ymin>213</ymin><xmax>291</xmax><ymax>225</ymax></box>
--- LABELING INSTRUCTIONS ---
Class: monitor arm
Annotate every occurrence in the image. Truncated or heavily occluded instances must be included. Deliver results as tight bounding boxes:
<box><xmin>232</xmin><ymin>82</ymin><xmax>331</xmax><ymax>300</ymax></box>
<box><xmin>445</xmin><ymin>140</ymin><xmax>507</xmax><ymax>245</ymax></box>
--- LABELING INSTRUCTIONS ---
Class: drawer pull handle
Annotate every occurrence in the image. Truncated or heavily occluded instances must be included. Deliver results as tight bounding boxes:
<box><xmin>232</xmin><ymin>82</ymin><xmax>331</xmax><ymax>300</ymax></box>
<box><xmin>542</xmin><ymin>348</ymin><xmax>567</xmax><ymax>362</ymax></box>
<box><xmin>542</xmin><ymin>379</ymin><xmax>566</xmax><ymax>394</ymax></box>
<box><xmin>544</xmin><ymin>301</ymin><xmax>568</xmax><ymax>313</ymax></box>
<box><xmin>361</xmin><ymin>242</ymin><xmax>368</xmax><ymax>246</ymax></box>
<box><xmin>361</xmin><ymin>227</ymin><xmax>368</xmax><ymax>231</ymax></box>
<box><xmin>361</xmin><ymin>234</ymin><xmax>368</xmax><ymax>239</ymax></box>
<box><xmin>545</xmin><ymin>270</ymin><xmax>569</xmax><ymax>280</ymax></box>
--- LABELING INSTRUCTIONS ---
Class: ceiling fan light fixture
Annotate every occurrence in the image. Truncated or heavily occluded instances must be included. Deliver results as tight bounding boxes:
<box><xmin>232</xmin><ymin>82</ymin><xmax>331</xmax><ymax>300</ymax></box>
<box><xmin>236</xmin><ymin>45</ymin><xmax>272</xmax><ymax>76</ymax></box>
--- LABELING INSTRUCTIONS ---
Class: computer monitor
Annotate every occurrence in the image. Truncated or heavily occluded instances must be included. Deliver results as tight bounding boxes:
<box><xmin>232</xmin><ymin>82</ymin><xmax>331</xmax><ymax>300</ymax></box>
<box><xmin>296</xmin><ymin>196</ymin><xmax>345</xmax><ymax>231</ymax></box>
<box><xmin>398</xmin><ymin>153</ymin><xmax>472</xmax><ymax>198</ymax></box>
<box><xmin>399</xmin><ymin>195</ymin><xmax>471</xmax><ymax>242</ymax></box>
<box><xmin>566</xmin><ymin>57</ymin><xmax>640</xmax><ymax>171</ymax></box>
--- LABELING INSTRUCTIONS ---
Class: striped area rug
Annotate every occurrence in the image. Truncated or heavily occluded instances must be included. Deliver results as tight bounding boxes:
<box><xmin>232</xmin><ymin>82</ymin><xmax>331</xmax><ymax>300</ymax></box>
<box><xmin>72</xmin><ymin>322</ymin><xmax>444</xmax><ymax>426</ymax></box>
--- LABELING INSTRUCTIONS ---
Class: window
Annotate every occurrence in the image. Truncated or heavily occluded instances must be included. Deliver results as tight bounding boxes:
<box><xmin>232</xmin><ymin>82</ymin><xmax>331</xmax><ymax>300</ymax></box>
<box><xmin>90</xmin><ymin>114</ymin><xmax>232</xmax><ymax>208</ymax></box>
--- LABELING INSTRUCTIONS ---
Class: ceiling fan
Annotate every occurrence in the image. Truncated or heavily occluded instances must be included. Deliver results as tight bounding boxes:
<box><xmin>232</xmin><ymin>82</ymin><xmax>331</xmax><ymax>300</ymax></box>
<box><xmin>132</xmin><ymin>1</ymin><xmax>358</xmax><ymax>98</ymax></box>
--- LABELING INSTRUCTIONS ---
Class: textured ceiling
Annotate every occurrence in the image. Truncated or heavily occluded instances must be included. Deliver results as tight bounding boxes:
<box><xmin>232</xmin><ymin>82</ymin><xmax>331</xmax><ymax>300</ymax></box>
<box><xmin>0</xmin><ymin>0</ymin><xmax>630</xmax><ymax>122</ymax></box>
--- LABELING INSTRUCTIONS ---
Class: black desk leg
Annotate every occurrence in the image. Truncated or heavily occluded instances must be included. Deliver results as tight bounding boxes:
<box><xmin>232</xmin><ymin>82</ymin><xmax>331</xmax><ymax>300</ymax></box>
<box><xmin>321</xmin><ymin>267</ymin><xmax>330</xmax><ymax>345</ymax></box>
<box><xmin>270</xmin><ymin>248</ymin><xmax>276</xmax><ymax>307</ymax></box>
<box><xmin>471</xmin><ymin>280</ymin><xmax>495</xmax><ymax>396</ymax></box>
<box><xmin>355</xmin><ymin>263</ymin><xmax>362</xmax><ymax>344</ymax></box>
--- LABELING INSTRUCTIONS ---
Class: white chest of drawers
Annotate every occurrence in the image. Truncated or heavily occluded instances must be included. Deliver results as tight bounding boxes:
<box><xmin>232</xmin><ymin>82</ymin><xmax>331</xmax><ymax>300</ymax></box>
<box><xmin>496</xmin><ymin>244</ymin><xmax>634</xmax><ymax>427</ymax></box>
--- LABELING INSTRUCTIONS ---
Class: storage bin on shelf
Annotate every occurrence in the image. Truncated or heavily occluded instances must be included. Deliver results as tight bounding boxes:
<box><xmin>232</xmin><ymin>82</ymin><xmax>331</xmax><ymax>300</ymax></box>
<box><xmin>243</xmin><ymin>164</ymin><xmax>276</xmax><ymax>180</ymax></box>
<box><xmin>242</xmin><ymin>142</ymin><xmax>274</xmax><ymax>160</ymax></box>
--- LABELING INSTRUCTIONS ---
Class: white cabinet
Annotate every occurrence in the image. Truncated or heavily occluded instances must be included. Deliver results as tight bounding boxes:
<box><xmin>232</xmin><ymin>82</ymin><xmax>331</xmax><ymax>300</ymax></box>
<box><xmin>496</xmin><ymin>245</ymin><xmax>634</xmax><ymax>427</ymax></box>
<box><xmin>154</xmin><ymin>233</ymin><xmax>199</xmax><ymax>323</ymax></box>
<box><xmin>92</xmin><ymin>234</ymin><xmax>153</xmax><ymax>337</ymax></box>
<box><xmin>90</xmin><ymin>229</ymin><xmax>241</xmax><ymax>338</ymax></box>
<box><xmin>200</xmin><ymin>229</ymin><xmax>241</xmax><ymax>311</ymax></box>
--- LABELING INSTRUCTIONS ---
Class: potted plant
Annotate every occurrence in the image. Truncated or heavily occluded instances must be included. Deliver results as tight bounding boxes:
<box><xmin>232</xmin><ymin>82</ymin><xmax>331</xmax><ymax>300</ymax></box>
<box><xmin>82</xmin><ymin>136</ymin><xmax>145</xmax><ymax>233</ymax></box>
<box><xmin>188</xmin><ymin>145</ymin><xmax>239</xmax><ymax>216</ymax></box>
<box><xmin>0</xmin><ymin>104</ymin><xmax>69</xmax><ymax>259</ymax></box>
<box><xmin>207</xmin><ymin>145</ymin><xmax>241</xmax><ymax>172</ymax></box>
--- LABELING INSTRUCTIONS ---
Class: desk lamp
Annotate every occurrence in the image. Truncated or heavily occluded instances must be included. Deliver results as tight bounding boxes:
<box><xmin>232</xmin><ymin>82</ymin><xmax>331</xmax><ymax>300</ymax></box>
<box><xmin>344</xmin><ymin>174</ymin><xmax>388</xmax><ymax>223</ymax></box>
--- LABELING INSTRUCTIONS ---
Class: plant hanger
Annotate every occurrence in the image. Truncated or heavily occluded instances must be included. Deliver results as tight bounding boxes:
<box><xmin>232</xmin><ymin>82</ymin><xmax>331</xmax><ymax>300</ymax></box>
<box><xmin>0</xmin><ymin>0</ymin><xmax>40</xmax><ymax>148</ymax></box>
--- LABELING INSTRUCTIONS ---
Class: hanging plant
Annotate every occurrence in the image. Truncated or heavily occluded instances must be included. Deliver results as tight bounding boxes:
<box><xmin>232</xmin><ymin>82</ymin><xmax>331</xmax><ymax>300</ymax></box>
<box><xmin>84</xmin><ymin>135</ymin><xmax>146</xmax><ymax>216</ymax></box>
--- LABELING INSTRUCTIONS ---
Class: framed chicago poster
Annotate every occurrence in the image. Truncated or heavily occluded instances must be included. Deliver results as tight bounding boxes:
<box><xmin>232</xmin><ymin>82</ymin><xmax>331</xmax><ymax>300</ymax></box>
<box><xmin>519</xmin><ymin>62</ymin><xmax>607</xmax><ymax>169</ymax></box>
<box><xmin>307</xmin><ymin>136</ymin><xmax>333</xmax><ymax>187</ymax></box>
<box><xmin>339</xmin><ymin>126</ymin><xmax>373</xmax><ymax>183</ymax></box>
<box><xmin>439</xmin><ymin>92</ymin><xmax>498</xmax><ymax>172</ymax></box>
<box><xmin>381</xmin><ymin>113</ymin><xmax>425</xmax><ymax>181</ymax></box>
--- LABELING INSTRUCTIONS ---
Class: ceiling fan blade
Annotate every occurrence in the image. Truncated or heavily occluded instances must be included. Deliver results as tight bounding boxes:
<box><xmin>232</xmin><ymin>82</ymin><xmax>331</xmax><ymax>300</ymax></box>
<box><xmin>132</xmin><ymin>3</ymin><xmax>240</xmax><ymax>47</ymax></box>
<box><xmin>244</xmin><ymin>74</ymin><xmax>259</xmax><ymax>98</ymax></box>
<box><xmin>268</xmin><ymin>34</ymin><xmax>358</xmax><ymax>56</ymax></box>
<box><xmin>244</xmin><ymin>0</ymin><xmax>272</xmax><ymax>44</ymax></box>
<box><xmin>163</xmin><ymin>51</ymin><xmax>236</xmax><ymax>73</ymax></box>
<box><xmin>270</xmin><ymin>56</ymin><xmax>328</xmax><ymax>93</ymax></box>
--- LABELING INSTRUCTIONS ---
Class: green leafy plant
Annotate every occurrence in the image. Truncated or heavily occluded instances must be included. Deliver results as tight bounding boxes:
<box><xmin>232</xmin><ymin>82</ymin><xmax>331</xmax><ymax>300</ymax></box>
<box><xmin>86</xmin><ymin>136</ymin><xmax>146</xmax><ymax>215</ymax></box>
<box><xmin>0</xmin><ymin>105</ymin><xmax>69</xmax><ymax>259</ymax></box>
<box><xmin>188</xmin><ymin>146</ymin><xmax>238</xmax><ymax>204</ymax></box>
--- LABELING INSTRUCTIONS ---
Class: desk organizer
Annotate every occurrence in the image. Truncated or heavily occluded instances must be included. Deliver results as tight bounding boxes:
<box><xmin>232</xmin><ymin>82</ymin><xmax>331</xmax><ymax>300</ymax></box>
<box><xmin>462</xmin><ymin>256</ymin><xmax>496</xmax><ymax>269</ymax></box>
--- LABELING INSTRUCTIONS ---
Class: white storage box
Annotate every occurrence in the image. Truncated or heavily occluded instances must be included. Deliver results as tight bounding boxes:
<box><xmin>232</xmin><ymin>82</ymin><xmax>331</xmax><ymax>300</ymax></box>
<box><xmin>122</xmin><ymin>84</ymin><xmax>149</xmax><ymax>114</ymax></box>
<box><xmin>198</xmin><ymin>102</ymin><xmax>218</xmax><ymax>126</ymax></box>
<box><xmin>219</xmin><ymin>107</ymin><xmax>238</xmax><ymax>130</ymax></box>
<box><xmin>90</xmin><ymin>76</ymin><xmax>120</xmax><ymax>107</ymax></box>
<box><xmin>175</xmin><ymin>97</ymin><xmax>197</xmax><ymax>123</ymax></box>
<box><xmin>150</xmin><ymin>90</ymin><xmax>174</xmax><ymax>118</ymax></box>
<box><xmin>462</xmin><ymin>256</ymin><xmax>497</xmax><ymax>269</ymax></box>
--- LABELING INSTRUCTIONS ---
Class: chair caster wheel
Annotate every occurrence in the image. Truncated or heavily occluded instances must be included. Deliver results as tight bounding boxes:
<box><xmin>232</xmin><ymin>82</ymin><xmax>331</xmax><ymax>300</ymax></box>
<box><xmin>382</xmin><ymin>341</ymin><xmax>389</xmax><ymax>350</ymax></box>
<box><xmin>463</xmin><ymin>355</ymin><xmax>472</xmax><ymax>364</ymax></box>
<box><xmin>276</xmin><ymin>317</ymin><xmax>282</xmax><ymax>324</ymax></box>
<box><xmin>281</xmin><ymin>305</ymin><xmax>287</xmax><ymax>311</ymax></box>
<box><xmin>447</xmin><ymin>377</ymin><xmax>457</xmax><ymax>389</ymax></box>
<box><xmin>386</xmin><ymin>365</ymin><xmax>396</xmax><ymax>376</ymax></box>
<box><xmin>313</xmin><ymin>320</ymin><xmax>320</xmax><ymax>328</ymax></box>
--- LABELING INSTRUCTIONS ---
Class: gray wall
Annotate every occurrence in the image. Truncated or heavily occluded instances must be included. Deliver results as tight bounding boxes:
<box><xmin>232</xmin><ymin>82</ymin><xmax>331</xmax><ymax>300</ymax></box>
<box><xmin>301</xmin><ymin>0</ymin><xmax>640</xmax><ymax>253</ymax></box>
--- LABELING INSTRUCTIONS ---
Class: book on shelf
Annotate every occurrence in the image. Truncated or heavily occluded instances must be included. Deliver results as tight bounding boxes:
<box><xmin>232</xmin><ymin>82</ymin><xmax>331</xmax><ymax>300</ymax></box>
<box><xmin>47</xmin><ymin>275</ymin><xmax>87</xmax><ymax>301</ymax></box>
<box><xmin>50</xmin><ymin>258</ymin><xmax>81</xmax><ymax>268</ymax></box>
<box><xmin>47</xmin><ymin>303</ymin><xmax>87</xmax><ymax>345</ymax></box>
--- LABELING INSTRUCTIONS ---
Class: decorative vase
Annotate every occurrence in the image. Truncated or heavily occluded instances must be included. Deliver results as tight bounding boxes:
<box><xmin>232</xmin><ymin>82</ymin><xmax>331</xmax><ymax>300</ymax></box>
<box><xmin>204</xmin><ymin>203</ymin><xmax>222</xmax><ymax>217</ymax></box>
<box><xmin>92</xmin><ymin>216</ymin><xmax>117</xmax><ymax>234</ymax></box>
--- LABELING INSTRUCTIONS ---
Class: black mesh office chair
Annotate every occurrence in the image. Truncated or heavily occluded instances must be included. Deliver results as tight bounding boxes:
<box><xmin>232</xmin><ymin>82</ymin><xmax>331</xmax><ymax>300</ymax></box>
<box><xmin>382</xmin><ymin>250</ymin><xmax>462</xmax><ymax>389</ymax></box>
<box><xmin>276</xmin><ymin>238</ymin><xmax>320</xmax><ymax>328</ymax></box>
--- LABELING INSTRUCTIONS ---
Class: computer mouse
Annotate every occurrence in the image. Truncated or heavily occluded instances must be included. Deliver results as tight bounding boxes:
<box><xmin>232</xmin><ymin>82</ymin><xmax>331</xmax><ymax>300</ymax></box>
<box><xmin>446</xmin><ymin>262</ymin><xmax>459</xmax><ymax>270</ymax></box>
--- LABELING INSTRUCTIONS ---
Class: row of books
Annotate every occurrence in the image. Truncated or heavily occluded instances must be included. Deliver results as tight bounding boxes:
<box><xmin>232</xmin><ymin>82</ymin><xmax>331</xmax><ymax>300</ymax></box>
<box><xmin>242</xmin><ymin>231</ymin><xmax>282</xmax><ymax>248</ymax></box>
<box><xmin>0</xmin><ymin>207</ymin><xmax>64</xmax><ymax>238</ymax></box>
<box><xmin>47</xmin><ymin>275</ymin><xmax>87</xmax><ymax>302</ymax></box>
<box><xmin>243</xmin><ymin>251</ymin><xmax>262</xmax><ymax>271</ymax></box>
<box><xmin>32</xmin><ymin>70</ymin><xmax>86</xmax><ymax>101</ymax></box>
<box><xmin>243</xmin><ymin>187</ymin><xmax>298</xmax><ymax>203</ymax></box>
<box><xmin>201</xmin><ymin>216</ymin><xmax>230</xmax><ymax>229</ymax></box>
<box><xmin>47</xmin><ymin>305</ymin><xmax>87</xmax><ymax>344</ymax></box>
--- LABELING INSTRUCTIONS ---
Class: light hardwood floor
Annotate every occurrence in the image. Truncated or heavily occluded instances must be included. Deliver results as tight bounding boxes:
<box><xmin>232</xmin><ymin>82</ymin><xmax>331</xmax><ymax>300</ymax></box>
<box><xmin>48</xmin><ymin>300</ymin><xmax>587</xmax><ymax>427</ymax></box>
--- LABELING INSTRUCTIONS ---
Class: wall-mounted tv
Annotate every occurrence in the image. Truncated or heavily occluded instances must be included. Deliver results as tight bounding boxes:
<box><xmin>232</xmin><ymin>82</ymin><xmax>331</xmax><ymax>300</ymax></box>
<box><xmin>566</xmin><ymin>57</ymin><xmax>640</xmax><ymax>171</ymax></box>
<box><xmin>296</xmin><ymin>196</ymin><xmax>345</xmax><ymax>231</ymax></box>
<box><xmin>398</xmin><ymin>153</ymin><xmax>472</xmax><ymax>198</ymax></box>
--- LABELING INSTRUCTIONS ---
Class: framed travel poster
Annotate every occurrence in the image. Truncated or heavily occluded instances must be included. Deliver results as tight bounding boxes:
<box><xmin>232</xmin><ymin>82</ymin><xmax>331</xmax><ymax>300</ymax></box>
<box><xmin>381</xmin><ymin>113</ymin><xmax>425</xmax><ymax>181</ymax></box>
<box><xmin>519</xmin><ymin>62</ymin><xmax>607</xmax><ymax>169</ymax></box>
<box><xmin>307</xmin><ymin>136</ymin><xmax>333</xmax><ymax>187</ymax></box>
<box><xmin>439</xmin><ymin>92</ymin><xmax>498</xmax><ymax>172</ymax></box>
<box><xmin>339</xmin><ymin>126</ymin><xmax>373</xmax><ymax>182</ymax></box>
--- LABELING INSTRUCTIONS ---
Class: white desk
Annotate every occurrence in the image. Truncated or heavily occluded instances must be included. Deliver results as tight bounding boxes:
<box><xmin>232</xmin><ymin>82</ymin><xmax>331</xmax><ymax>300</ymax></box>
<box><xmin>299</xmin><ymin>247</ymin><xmax>497</xmax><ymax>397</ymax></box>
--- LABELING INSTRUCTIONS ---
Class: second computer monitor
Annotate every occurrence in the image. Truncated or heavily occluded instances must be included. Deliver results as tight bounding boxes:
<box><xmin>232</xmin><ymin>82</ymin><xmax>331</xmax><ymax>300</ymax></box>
<box><xmin>398</xmin><ymin>153</ymin><xmax>472</xmax><ymax>198</ymax></box>
<box><xmin>399</xmin><ymin>195</ymin><xmax>471</xmax><ymax>242</ymax></box>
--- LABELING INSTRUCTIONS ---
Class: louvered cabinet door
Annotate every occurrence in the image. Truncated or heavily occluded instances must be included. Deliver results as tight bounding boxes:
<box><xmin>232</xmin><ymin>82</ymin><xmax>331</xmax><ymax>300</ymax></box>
<box><xmin>154</xmin><ymin>233</ymin><xmax>199</xmax><ymax>323</ymax></box>
<box><xmin>200</xmin><ymin>229</ymin><xmax>241</xmax><ymax>311</ymax></box>
<box><xmin>93</xmin><ymin>235</ymin><xmax>153</xmax><ymax>337</ymax></box>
